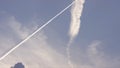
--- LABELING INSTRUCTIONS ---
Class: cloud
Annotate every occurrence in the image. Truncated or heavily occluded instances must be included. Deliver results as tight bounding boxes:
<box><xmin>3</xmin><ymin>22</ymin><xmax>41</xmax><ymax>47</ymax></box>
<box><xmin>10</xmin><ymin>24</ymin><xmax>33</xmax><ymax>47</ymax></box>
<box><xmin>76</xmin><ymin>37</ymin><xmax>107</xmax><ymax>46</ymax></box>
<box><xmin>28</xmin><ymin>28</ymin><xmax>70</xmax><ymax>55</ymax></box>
<box><xmin>76</xmin><ymin>41</ymin><xmax>120</xmax><ymax>68</ymax></box>
<box><xmin>69</xmin><ymin>0</ymin><xmax>85</xmax><ymax>39</ymax></box>
<box><xmin>0</xmin><ymin>13</ymin><xmax>120</xmax><ymax>68</ymax></box>
<box><xmin>67</xmin><ymin>0</ymin><xmax>85</xmax><ymax>68</ymax></box>
<box><xmin>0</xmin><ymin>15</ymin><xmax>70</xmax><ymax>68</ymax></box>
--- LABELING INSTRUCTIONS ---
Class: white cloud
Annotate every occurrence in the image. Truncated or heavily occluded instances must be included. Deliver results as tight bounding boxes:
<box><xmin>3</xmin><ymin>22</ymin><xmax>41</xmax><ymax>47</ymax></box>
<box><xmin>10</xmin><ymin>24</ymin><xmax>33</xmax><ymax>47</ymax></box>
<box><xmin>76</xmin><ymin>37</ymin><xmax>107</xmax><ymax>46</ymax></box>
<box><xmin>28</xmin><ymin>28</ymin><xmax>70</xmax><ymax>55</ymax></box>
<box><xmin>0</xmin><ymin>15</ymin><xmax>70</xmax><ymax>68</ymax></box>
<box><xmin>0</xmin><ymin>14</ymin><xmax>120</xmax><ymax>68</ymax></box>
<box><xmin>76</xmin><ymin>41</ymin><xmax>120</xmax><ymax>68</ymax></box>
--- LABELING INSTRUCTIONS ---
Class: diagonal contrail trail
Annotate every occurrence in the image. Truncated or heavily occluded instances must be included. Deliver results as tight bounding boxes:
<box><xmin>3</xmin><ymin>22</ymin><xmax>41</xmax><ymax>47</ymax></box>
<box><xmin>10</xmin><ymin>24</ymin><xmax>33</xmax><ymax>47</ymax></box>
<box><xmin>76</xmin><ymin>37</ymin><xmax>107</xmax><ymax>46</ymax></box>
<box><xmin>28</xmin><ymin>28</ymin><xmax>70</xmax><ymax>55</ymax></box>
<box><xmin>0</xmin><ymin>1</ymin><xmax>75</xmax><ymax>61</ymax></box>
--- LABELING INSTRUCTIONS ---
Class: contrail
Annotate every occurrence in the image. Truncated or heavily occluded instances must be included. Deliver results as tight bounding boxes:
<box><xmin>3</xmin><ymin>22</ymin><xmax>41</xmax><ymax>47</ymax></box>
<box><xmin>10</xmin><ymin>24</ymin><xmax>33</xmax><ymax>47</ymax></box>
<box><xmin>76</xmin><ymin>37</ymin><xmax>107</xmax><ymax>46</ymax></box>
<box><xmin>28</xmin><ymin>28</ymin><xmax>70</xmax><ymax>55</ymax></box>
<box><xmin>67</xmin><ymin>0</ymin><xmax>85</xmax><ymax>68</ymax></box>
<box><xmin>0</xmin><ymin>1</ymin><xmax>75</xmax><ymax>61</ymax></box>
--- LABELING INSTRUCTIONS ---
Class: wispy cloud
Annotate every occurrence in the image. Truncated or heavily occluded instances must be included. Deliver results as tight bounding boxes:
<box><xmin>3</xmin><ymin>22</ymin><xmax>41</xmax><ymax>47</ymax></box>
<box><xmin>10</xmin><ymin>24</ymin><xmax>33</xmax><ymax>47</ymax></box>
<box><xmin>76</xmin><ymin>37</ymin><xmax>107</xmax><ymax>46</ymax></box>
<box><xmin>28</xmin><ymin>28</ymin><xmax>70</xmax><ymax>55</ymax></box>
<box><xmin>0</xmin><ymin>13</ymin><xmax>119</xmax><ymax>68</ymax></box>
<box><xmin>0</xmin><ymin>15</ymin><xmax>70</xmax><ymax>68</ymax></box>
<box><xmin>0</xmin><ymin>2</ymin><xmax>74</xmax><ymax>61</ymax></box>
<box><xmin>69</xmin><ymin>0</ymin><xmax>85</xmax><ymax>39</ymax></box>
<box><xmin>76</xmin><ymin>41</ymin><xmax>120</xmax><ymax>68</ymax></box>
<box><xmin>67</xmin><ymin>0</ymin><xmax>85</xmax><ymax>68</ymax></box>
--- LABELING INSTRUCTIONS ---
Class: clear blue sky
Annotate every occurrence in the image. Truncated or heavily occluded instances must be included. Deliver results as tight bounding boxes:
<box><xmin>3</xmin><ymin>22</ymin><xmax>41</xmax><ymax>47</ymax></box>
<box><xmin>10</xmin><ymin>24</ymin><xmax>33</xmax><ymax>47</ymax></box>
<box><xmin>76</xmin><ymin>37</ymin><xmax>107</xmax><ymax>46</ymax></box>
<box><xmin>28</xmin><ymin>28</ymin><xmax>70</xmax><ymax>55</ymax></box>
<box><xmin>0</xmin><ymin>0</ymin><xmax>120</xmax><ymax>68</ymax></box>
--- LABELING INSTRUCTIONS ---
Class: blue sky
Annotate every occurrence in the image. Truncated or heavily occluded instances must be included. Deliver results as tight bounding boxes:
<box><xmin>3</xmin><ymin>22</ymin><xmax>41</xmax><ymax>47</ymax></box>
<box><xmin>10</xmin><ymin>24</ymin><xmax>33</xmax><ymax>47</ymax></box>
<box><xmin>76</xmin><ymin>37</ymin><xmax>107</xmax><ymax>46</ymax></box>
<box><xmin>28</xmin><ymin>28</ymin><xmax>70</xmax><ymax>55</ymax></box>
<box><xmin>0</xmin><ymin>0</ymin><xmax>120</xmax><ymax>68</ymax></box>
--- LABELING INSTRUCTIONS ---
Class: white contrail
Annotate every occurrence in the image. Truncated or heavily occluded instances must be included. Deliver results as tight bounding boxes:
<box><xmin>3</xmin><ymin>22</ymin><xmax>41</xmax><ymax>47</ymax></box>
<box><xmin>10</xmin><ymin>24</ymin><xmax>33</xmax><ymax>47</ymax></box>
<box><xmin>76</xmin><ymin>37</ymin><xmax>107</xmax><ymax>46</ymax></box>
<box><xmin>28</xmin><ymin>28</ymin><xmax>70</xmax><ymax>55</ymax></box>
<box><xmin>0</xmin><ymin>1</ymin><xmax>75</xmax><ymax>61</ymax></box>
<box><xmin>67</xmin><ymin>0</ymin><xmax>85</xmax><ymax>68</ymax></box>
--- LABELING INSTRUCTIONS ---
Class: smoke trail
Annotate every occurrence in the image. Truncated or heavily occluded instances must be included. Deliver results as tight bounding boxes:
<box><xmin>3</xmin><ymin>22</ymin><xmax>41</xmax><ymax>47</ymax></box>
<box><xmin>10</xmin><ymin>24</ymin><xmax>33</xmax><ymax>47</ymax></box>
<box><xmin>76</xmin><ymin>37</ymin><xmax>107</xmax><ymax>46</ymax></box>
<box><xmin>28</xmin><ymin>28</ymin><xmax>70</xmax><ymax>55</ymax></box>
<box><xmin>0</xmin><ymin>2</ymin><xmax>74</xmax><ymax>61</ymax></box>
<box><xmin>67</xmin><ymin>0</ymin><xmax>85</xmax><ymax>68</ymax></box>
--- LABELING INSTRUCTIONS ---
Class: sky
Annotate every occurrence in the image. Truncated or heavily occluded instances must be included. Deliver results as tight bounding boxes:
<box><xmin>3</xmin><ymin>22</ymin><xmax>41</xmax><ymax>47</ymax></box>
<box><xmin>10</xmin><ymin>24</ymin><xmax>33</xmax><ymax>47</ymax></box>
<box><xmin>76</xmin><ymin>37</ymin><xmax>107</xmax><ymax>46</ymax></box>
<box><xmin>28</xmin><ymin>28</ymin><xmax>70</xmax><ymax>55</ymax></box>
<box><xmin>0</xmin><ymin>0</ymin><xmax>120</xmax><ymax>68</ymax></box>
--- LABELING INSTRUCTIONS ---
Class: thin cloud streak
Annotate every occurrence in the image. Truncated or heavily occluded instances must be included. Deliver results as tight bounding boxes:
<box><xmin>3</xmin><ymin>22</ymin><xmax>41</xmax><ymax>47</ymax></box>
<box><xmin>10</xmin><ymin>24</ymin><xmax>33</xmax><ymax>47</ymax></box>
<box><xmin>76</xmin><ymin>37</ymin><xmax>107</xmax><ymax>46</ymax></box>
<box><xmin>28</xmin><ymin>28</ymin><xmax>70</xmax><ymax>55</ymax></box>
<box><xmin>0</xmin><ymin>1</ymin><xmax>74</xmax><ymax>61</ymax></box>
<box><xmin>67</xmin><ymin>0</ymin><xmax>85</xmax><ymax>68</ymax></box>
